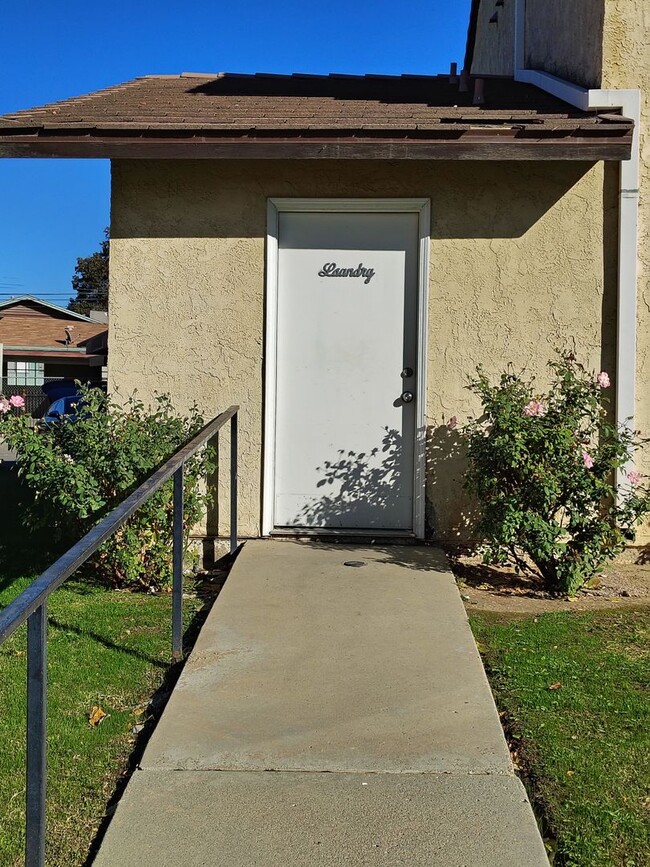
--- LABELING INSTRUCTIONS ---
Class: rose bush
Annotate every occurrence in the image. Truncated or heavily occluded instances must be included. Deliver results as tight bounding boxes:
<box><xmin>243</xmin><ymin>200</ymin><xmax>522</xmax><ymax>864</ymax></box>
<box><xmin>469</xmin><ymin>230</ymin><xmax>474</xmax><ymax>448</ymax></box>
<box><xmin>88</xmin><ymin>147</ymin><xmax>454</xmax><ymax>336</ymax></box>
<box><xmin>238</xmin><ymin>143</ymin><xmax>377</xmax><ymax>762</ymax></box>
<box><xmin>0</xmin><ymin>386</ymin><xmax>214</xmax><ymax>591</ymax></box>
<box><xmin>464</xmin><ymin>352</ymin><xmax>650</xmax><ymax>595</ymax></box>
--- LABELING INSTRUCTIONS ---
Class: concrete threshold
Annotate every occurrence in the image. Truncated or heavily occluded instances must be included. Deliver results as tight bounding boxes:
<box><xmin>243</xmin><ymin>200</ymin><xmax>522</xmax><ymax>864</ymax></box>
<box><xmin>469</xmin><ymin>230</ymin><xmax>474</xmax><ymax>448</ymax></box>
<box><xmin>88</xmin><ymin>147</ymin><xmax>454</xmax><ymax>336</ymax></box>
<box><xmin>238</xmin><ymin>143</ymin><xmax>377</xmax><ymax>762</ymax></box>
<box><xmin>93</xmin><ymin>540</ymin><xmax>549</xmax><ymax>866</ymax></box>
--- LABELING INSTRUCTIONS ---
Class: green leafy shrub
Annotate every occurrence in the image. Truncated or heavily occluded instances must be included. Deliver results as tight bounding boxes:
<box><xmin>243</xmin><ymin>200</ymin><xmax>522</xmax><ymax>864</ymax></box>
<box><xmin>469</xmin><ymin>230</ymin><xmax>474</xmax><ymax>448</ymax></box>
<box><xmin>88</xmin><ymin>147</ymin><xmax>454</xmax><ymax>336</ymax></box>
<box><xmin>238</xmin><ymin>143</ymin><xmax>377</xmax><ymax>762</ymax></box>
<box><xmin>0</xmin><ymin>387</ymin><xmax>213</xmax><ymax>591</ymax></box>
<box><xmin>464</xmin><ymin>352</ymin><xmax>650</xmax><ymax>595</ymax></box>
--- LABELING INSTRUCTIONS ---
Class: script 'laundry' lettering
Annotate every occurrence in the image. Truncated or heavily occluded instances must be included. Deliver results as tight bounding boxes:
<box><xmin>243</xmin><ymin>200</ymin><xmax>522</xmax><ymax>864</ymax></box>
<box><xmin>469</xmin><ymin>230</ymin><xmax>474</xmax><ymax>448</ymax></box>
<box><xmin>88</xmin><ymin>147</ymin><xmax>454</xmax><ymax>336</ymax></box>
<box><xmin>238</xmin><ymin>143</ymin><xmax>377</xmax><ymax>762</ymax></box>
<box><xmin>318</xmin><ymin>263</ymin><xmax>375</xmax><ymax>284</ymax></box>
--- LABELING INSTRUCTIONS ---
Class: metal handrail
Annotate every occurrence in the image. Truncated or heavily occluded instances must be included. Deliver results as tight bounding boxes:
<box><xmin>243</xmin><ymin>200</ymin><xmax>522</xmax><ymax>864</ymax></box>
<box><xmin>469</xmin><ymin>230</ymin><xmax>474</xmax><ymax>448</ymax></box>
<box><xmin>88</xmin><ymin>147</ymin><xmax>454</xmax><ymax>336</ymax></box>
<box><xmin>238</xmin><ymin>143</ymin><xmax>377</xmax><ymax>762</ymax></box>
<box><xmin>0</xmin><ymin>405</ymin><xmax>239</xmax><ymax>867</ymax></box>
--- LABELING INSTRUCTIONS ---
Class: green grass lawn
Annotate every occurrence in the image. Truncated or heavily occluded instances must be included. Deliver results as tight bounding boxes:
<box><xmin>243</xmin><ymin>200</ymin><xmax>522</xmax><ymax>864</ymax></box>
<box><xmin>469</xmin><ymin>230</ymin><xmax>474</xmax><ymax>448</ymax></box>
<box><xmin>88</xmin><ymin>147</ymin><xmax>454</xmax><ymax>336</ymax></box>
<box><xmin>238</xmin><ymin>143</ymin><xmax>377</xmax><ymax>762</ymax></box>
<box><xmin>0</xmin><ymin>468</ymin><xmax>202</xmax><ymax>866</ymax></box>
<box><xmin>471</xmin><ymin>607</ymin><xmax>650</xmax><ymax>867</ymax></box>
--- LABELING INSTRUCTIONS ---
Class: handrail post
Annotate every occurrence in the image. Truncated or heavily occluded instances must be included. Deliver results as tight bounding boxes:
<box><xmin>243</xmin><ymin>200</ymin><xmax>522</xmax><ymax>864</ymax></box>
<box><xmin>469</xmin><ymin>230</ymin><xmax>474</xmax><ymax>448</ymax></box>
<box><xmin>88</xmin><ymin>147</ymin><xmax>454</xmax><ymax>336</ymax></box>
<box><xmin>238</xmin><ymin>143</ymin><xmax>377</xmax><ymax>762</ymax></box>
<box><xmin>172</xmin><ymin>464</ymin><xmax>184</xmax><ymax>662</ymax></box>
<box><xmin>26</xmin><ymin>602</ymin><xmax>47</xmax><ymax>867</ymax></box>
<box><xmin>230</xmin><ymin>412</ymin><xmax>238</xmax><ymax>553</ymax></box>
<box><xmin>0</xmin><ymin>406</ymin><xmax>239</xmax><ymax>866</ymax></box>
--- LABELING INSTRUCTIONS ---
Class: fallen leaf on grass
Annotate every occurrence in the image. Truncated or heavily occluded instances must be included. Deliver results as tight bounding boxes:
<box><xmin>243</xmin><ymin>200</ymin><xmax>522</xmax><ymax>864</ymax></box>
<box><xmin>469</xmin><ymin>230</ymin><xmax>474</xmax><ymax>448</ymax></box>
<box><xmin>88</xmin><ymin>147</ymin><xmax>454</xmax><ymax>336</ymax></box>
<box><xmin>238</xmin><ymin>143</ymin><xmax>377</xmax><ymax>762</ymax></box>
<box><xmin>548</xmin><ymin>682</ymin><xmax>562</xmax><ymax>690</ymax></box>
<box><xmin>89</xmin><ymin>706</ymin><xmax>108</xmax><ymax>727</ymax></box>
<box><xmin>566</xmin><ymin>770</ymin><xmax>575</xmax><ymax>776</ymax></box>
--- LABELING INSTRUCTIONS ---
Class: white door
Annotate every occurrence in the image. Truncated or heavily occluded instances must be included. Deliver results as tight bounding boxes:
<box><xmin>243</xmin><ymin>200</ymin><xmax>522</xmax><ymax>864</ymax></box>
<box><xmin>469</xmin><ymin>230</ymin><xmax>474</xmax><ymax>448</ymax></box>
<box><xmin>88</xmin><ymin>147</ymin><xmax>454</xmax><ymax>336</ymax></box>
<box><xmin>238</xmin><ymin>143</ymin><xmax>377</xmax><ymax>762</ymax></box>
<box><xmin>268</xmin><ymin>201</ymin><xmax>427</xmax><ymax>534</ymax></box>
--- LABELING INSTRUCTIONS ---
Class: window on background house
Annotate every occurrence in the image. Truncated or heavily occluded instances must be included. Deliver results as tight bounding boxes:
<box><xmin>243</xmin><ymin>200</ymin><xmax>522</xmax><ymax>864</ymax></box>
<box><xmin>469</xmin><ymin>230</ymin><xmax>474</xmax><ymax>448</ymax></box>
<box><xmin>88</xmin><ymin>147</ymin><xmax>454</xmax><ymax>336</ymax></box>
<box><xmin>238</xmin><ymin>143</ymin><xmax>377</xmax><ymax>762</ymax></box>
<box><xmin>7</xmin><ymin>361</ymin><xmax>45</xmax><ymax>386</ymax></box>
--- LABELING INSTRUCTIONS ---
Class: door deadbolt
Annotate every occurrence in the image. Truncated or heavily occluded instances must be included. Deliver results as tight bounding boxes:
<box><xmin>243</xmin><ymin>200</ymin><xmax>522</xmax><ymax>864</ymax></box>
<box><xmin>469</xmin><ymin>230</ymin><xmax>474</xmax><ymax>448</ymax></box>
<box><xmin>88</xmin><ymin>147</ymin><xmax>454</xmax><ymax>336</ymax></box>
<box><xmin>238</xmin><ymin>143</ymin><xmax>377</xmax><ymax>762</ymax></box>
<box><xmin>401</xmin><ymin>367</ymin><xmax>414</xmax><ymax>379</ymax></box>
<box><xmin>401</xmin><ymin>391</ymin><xmax>414</xmax><ymax>403</ymax></box>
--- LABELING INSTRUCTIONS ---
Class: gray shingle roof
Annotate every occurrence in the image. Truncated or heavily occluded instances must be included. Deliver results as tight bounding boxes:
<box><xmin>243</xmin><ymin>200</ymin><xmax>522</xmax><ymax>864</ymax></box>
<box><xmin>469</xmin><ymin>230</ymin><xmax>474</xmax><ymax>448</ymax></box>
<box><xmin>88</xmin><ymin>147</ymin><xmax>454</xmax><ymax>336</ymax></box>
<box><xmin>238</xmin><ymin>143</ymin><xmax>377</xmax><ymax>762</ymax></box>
<box><xmin>0</xmin><ymin>72</ymin><xmax>633</xmax><ymax>160</ymax></box>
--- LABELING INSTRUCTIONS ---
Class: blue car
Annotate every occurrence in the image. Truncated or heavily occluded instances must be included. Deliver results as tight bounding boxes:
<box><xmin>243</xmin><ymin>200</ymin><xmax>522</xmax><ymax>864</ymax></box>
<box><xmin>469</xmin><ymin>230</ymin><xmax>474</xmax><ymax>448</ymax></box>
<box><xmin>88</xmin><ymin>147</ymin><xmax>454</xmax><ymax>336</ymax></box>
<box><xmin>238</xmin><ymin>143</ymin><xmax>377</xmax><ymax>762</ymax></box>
<box><xmin>42</xmin><ymin>394</ymin><xmax>85</xmax><ymax>425</ymax></box>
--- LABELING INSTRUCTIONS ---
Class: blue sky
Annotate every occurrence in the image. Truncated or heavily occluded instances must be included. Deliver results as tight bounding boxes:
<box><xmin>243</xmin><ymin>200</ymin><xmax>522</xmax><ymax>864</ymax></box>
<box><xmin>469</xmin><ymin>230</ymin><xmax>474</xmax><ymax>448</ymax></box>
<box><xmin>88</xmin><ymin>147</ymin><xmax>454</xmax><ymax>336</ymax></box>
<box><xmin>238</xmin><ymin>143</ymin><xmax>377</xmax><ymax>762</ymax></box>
<box><xmin>0</xmin><ymin>0</ymin><xmax>470</xmax><ymax>306</ymax></box>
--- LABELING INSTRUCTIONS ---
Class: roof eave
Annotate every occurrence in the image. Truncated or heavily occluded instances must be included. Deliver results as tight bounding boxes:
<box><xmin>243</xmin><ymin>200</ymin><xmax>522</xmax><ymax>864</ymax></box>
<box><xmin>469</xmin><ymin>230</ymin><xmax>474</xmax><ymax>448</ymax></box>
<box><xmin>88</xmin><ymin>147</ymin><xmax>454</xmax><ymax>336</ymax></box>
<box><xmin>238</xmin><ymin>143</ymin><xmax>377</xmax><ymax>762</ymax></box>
<box><xmin>0</xmin><ymin>132</ymin><xmax>632</xmax><ymax>161</ymax></box>
<box><xmin>3</xmin><ymin>344</ymin><xmax>104</xmax><ymax>353</ymax></box>
<box><xmin>0</xmin><ymin>294</ymin><xmax>98</xmax><ymax>322</ymax></box>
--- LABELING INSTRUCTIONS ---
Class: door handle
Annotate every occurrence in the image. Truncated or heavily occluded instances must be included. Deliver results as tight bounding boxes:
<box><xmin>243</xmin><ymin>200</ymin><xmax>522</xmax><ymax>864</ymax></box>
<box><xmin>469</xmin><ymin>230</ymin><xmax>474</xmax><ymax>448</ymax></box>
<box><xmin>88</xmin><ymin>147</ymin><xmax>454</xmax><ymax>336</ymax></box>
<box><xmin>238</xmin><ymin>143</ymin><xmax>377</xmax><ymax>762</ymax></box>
<box><xmin>401</xmin><ymin>391</ymin><xmax>414</xmax><ymax>403</ymax></box>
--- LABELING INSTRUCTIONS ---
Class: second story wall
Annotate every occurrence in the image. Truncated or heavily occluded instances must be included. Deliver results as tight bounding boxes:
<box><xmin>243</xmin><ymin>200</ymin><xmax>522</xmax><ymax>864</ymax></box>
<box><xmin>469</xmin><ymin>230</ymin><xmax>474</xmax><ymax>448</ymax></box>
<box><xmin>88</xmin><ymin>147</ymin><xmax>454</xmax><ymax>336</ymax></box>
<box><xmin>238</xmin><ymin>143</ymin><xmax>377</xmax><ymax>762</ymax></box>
<box><xmin>468</xmin><ymin>0</ymin><xmax>514</xmax><ymax>77</ymax></box>
<box><xmin>524</xmin><ymin>0</ymin><xmax>604</xmax><ymax>88</ymax></box>
<box><xmin>470</xmin><ymin>0</ymin><xmax>605</xmax><ymax>88</ymax></box>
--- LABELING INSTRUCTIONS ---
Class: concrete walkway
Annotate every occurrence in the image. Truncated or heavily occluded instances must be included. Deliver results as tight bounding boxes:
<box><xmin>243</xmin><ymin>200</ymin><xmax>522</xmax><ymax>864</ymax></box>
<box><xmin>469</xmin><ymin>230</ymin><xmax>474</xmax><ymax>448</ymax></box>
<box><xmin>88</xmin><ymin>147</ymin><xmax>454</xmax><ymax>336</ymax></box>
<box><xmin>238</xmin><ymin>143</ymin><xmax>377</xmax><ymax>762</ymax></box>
<box><xmin>94</xmin><ymin>540</ymin><xmax>549</xmax><ymax>866</ymax></box>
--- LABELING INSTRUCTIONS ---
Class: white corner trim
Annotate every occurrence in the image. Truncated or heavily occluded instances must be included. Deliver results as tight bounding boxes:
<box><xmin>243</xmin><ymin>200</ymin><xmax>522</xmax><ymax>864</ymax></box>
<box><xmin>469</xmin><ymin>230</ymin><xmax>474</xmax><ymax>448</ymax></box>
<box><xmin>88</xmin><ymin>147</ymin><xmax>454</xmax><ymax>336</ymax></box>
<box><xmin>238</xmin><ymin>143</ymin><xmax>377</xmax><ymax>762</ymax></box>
<box><xmin>415</xmin><ymin>200</ymin><xmax>431</xmax><ymax>539</ymax></box>
<box><xmin>515</xmin><ymin>68</ymin><xmax>590</xmax><ymax>110</ymax></box>
<box><xmin>262</xmin><ymin>199</ymin><xmax>280</xmax><ymax>537</ymax></box>
<box><xmin>513</xmin><ymin>0</ymin><xmax>526</xmax><ymax>73</ymax></box>
<box><xmin>513</xmin><ymin>0</ymin><xmax>640</xmax><ymax>482</ymax></box>
<box><xmin>262</xmin><ymin>198</ymin><xmax>430</xmax><ymax>538</ymax></box>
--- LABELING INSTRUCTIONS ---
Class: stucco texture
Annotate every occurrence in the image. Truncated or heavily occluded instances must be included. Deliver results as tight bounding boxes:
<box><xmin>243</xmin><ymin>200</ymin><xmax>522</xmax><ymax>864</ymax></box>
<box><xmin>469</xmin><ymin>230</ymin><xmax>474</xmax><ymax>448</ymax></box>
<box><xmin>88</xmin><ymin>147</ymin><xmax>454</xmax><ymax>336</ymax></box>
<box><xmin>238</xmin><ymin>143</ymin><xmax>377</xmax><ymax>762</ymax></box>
<box><xmin>109</xmin><ymin>159</ymin><xmax>614</xmax><ymax>542</ymax></box>
<box><xmin>602</xmin><ymin>0</ymin><xmax>650</xmax><ymax>522</ymax></box>
<box><xmin>467</xmin><ymin>0</ymin><xmax>650</xmax><ymax>544</ymax></box>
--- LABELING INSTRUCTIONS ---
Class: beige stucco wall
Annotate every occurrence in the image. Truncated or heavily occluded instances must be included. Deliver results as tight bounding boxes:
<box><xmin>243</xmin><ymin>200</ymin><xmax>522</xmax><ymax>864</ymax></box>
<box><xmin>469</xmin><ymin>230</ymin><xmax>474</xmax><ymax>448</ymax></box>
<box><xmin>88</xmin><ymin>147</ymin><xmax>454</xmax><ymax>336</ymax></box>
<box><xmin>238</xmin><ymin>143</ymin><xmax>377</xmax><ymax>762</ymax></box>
<box><xmin>109</xmin><ymin>159</ymin><xmax>613</xmax><ymax>542</ymax></box>
<box><xmin>468</xmin><ymin>0</ymin><xmax>649</xmax><ymax>543</ymax></box>
<box><xmin>602</xmin><ymin>0</ymin><xmax>650</xmax><ymax>536</ymax></box>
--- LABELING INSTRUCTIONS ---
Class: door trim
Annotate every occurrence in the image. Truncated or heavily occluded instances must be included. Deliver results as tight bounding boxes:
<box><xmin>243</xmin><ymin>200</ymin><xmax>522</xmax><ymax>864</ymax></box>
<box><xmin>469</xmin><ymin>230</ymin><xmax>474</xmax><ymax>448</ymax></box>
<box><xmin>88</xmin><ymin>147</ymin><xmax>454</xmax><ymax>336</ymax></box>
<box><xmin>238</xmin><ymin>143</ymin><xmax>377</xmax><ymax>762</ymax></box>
<box><xmin>263</xmin><ymin>198</ymin><xmax>430</xmax><ymax>538</ymax></box>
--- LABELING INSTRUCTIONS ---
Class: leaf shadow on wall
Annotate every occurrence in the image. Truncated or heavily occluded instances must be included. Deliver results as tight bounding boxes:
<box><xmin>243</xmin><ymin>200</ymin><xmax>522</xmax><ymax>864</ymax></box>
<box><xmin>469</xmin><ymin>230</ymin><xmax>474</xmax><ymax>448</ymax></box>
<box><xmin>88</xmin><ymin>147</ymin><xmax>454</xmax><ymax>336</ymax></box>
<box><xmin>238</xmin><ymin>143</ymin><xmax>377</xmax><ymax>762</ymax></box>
<box><xmin>295</xmin><ymin>427</ymin><xmax>406</xmax><ymax>530</ymax></box>
<box><xmin>423</xmin><ymin>424</ymin><xmax>479</xmax><ymax>544</ymax></box>
<box><xmin>292</xmin><ymin>423</ymin><xmax>481</xmax><ymax>544</ymax></box>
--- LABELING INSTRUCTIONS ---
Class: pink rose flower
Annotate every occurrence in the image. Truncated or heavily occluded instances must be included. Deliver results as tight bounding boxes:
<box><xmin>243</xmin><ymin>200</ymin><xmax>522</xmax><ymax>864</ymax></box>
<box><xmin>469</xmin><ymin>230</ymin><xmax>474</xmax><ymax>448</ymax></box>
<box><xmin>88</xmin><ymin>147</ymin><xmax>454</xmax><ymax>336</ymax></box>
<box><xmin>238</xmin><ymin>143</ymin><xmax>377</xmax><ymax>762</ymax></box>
<box><xmin>0</xmin><ymin>398</ymin><xmax>10</xmax><ymax>414</ymax></box>
<box><xmin>627</xmin><ymin>470</ymin><xmax>644</xmax><ymax>486</ymax></box>
<box><xmin>447</xmin><ymin>415</ymin><xmax>458</xmax><ymax>430</ymax></box>
<box><xmin>582</xmin><ymin>451</ymin><xmax>594</xmax><ymax>469</ymax></box>
<box><xmin>9</xmin><ymin>395</ymin><xmax>25</xmax><ymax>409</ymax></box>
<box><xmin>524</xmin><ymin>400</ymin><xmax>547</xmax><ymax>417</ymax></box>
<box><xmin>596</xmin><ymin>371</ymin><xmax>610</xmax><ymax>388</ymax></box>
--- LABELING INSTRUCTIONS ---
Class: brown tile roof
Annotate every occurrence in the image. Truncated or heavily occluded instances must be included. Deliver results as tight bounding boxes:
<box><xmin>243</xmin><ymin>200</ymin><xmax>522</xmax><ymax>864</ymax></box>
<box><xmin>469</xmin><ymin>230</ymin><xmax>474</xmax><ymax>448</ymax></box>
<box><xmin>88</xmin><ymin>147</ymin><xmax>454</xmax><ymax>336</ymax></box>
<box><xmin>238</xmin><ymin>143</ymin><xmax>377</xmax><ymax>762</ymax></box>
<box><xmin>0</xmin><ymin>72</ymin><xmax>633</xmax><ymax>161</ymax></box>
<box><xmin>0</xmin><ymin>300</ymin><xmax>107</xmax><ymax>352</ymax></box>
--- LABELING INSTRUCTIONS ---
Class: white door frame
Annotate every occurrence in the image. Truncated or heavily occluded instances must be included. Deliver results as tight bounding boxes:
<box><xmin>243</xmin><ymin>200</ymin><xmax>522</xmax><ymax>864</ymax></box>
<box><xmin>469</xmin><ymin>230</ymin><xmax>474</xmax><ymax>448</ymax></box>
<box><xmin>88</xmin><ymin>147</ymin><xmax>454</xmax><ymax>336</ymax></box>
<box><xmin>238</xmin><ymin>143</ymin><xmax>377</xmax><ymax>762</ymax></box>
<box><xmin>263</xmin><ymin>198</ymin><xmax>430</xmax><ymax>538</ymax></box>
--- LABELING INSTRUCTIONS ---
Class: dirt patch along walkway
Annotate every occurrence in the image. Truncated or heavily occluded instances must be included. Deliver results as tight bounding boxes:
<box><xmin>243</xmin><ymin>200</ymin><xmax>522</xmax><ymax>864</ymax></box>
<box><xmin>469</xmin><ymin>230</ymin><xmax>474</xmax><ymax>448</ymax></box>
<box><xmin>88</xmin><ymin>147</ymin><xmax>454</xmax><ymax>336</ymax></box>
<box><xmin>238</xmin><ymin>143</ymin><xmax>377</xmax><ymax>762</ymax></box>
<box><xmin>449</xmin><ymin>549</ymin><xmax>650</xmax><ymax>615</ymax></box>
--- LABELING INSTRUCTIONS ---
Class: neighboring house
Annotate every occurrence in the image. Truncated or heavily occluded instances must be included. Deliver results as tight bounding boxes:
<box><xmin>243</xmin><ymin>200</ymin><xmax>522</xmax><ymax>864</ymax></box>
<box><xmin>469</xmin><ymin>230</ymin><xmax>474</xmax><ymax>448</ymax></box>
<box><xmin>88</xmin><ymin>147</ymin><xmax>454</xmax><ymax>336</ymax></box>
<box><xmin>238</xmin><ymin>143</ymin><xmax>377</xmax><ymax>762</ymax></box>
<box><xmin>0</xmin><ymin>296</ymin><xmax>107</xmax><ymax>415</ymax></box>
<box><xmin>0</xmin><ymin>0</ymin><xmax>646</xmax><ymax>542</ymax></box>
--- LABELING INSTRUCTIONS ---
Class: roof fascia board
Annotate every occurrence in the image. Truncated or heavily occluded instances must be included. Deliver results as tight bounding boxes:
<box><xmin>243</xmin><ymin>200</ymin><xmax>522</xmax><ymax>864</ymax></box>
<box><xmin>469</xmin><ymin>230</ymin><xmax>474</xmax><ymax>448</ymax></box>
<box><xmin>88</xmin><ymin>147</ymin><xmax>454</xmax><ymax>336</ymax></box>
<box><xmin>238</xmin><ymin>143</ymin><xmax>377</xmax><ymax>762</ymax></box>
<box><xmin>0</xmin><ymin>137</ymin><xmax>632</xmax><ymax>161</ymax></box>
<box><xmin>3</xmin><ymin>344</ymin><xmax>100</xmax><ymax>354</ymax></box>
